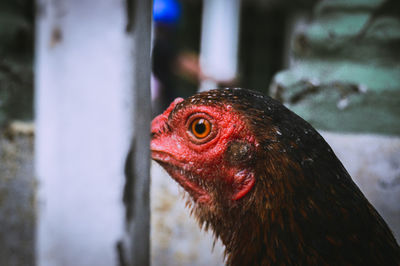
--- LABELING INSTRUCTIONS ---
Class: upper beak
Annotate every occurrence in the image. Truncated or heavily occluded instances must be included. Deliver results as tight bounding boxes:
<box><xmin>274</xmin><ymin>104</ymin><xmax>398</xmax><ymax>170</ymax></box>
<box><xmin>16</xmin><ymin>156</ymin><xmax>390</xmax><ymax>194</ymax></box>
<box><xmin>151</xmin><ymin>97</ymin><xmax>184</xmax><ymax>140</ymax></box>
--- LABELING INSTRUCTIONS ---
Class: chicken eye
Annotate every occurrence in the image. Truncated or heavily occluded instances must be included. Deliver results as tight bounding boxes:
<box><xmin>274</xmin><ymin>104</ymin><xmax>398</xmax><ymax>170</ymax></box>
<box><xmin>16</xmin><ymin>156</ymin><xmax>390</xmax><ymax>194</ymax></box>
<box><xmin>190</xmin><ymin>118</ymin><xmax>211</xmax><ymax>139</ymax></box>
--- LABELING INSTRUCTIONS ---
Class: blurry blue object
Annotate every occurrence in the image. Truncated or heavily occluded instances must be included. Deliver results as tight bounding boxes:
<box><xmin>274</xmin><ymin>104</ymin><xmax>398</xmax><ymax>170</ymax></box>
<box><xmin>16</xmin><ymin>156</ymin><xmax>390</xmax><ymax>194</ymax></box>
<box><xmin>153</xmin><ymin>0</ymin><xmax>181</xmax><ymax>24</ymax></box>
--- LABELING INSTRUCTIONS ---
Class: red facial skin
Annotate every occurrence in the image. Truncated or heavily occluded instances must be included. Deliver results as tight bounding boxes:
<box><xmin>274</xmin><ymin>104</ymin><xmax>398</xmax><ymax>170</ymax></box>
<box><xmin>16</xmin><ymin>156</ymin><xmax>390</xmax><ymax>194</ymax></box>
<box><xmin>151</xmin><ymin>98</ymin><xmax>257</xmax><ymax>204</ymax></box>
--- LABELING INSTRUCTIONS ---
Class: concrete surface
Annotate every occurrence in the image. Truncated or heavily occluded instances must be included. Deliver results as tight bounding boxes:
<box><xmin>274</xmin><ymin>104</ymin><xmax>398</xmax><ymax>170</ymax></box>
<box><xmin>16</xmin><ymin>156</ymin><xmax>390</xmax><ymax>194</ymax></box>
<box><xmin>0</xmin><ymin>122</ymin><xmax>35</xmax><ymax>266</ymax></box>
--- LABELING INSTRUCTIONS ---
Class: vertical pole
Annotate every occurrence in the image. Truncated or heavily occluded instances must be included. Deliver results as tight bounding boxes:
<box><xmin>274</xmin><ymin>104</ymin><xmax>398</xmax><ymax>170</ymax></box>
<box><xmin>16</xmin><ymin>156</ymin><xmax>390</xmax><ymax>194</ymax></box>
<box><xmin>123</xmin><ymin>0</ymin><xmax>152</xmax><ymax>265</ymax></box>
<box><xmin>199</xmin><ymin>0</ymin><xmax>241</xmax><ymax>92</ymax></box>
<box><xmin>35</xmin><ymin>0</ymin><xmax>152</xmax><ymax>265</ymax></box>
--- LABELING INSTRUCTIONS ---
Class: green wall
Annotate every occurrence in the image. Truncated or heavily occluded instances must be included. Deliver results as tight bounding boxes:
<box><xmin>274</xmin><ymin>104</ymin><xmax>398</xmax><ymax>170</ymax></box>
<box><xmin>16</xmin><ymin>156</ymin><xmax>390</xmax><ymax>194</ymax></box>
<box><xmin>271</xmin><ymin>0</ymin><xmax>400</xmax><ymax>135</ymax></box>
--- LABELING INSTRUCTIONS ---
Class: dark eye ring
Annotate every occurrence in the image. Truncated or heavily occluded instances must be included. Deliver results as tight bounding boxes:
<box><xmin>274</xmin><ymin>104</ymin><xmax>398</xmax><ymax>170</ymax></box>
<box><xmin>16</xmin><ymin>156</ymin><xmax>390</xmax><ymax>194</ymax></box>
<box><xmin>190</xmin><ymin>118</ymin><xmax>211</xmax><ymax>139</ymax></box>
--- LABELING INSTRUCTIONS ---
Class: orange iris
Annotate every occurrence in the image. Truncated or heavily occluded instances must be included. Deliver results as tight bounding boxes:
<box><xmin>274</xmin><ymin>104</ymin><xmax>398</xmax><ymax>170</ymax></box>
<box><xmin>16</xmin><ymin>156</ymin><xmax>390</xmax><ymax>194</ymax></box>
<box><xmin>190</xmin><ymin>118</ymin><xmax>211</xmax><ymax>139</ymax></box>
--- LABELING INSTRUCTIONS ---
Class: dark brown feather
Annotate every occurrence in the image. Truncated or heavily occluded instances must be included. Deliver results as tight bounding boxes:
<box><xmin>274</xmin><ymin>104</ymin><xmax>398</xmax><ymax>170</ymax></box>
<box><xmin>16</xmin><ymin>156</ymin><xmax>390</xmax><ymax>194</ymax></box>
<box><xmin>155</xmin><ymin>88</ymin><xmax>400</xmax><ymax>265</ymax></box>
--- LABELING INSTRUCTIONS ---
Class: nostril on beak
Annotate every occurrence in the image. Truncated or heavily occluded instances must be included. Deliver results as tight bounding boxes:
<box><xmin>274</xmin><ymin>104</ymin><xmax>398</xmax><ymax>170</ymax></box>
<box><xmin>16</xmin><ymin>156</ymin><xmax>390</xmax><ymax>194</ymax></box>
<box><xmin>151</xmin><ymin>128</ymin><xmax>163</xmax><ymax>140</ymax></box>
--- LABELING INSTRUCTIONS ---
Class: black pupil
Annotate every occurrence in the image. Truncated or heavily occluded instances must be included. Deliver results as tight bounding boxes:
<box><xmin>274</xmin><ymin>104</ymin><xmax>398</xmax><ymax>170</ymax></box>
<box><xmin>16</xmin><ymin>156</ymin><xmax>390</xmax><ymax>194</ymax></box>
<box><xmin>195</xmin><ymin>120</ymin><xmax>206</xmax><ymax>134</ymax></box>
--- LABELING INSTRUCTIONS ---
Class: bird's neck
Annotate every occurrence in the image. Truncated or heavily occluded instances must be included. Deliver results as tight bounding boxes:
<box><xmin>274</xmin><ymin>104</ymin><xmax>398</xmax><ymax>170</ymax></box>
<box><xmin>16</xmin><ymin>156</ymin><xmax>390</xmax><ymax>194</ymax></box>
<box><xmin>215</xmin><ymin>190</ymin><xmax>300</xmax><ymax>265</ymax></box>
<box><xmin>218</xmin><ymin>207</ymin><xmax>271</xmax><ymax>266</ymax></box>
<box><xmin>193</xmin><ymin>184</ymin><xmax>300</xmax><ymax>266</ymax></box>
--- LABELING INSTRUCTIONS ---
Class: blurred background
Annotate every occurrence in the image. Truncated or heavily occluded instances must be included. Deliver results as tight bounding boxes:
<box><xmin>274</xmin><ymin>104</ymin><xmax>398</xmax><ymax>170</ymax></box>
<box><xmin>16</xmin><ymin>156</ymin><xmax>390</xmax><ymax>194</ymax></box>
<box><xmin>0</xmin><ymin>0</ymin><xmax>399</xmax><ymax>265</ymax></box>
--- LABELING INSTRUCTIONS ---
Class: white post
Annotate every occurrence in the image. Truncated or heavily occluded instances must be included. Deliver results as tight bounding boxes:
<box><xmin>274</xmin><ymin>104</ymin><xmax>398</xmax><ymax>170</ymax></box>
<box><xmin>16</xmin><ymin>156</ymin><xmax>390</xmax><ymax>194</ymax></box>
<box><xmin>125</xmin><ymin>1</ymin><xmax>152</xmax><ymax>265</ymax></box>
<box><xmin>35</xmin><ymin>0</ymin><xmax>151</xmax><ymax>265</ymax></box>
<box><xmin>199</xmin><ymin>0</ymin><xmax>241</xmax><ymax>92</ymax></box>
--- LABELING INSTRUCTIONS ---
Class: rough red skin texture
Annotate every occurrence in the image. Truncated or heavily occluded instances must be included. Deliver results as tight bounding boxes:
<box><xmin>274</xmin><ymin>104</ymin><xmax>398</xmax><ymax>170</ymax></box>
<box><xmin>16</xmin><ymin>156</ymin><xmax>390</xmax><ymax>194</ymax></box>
<box><xmin>151</xmin><ymin>88</ymin><xmax>400</xmax><ymax>266</ymax></box>
<box><xmin>151</xmin><ymin>97</ymin><xmax>256</xmax><ymax>203</ymax></box>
